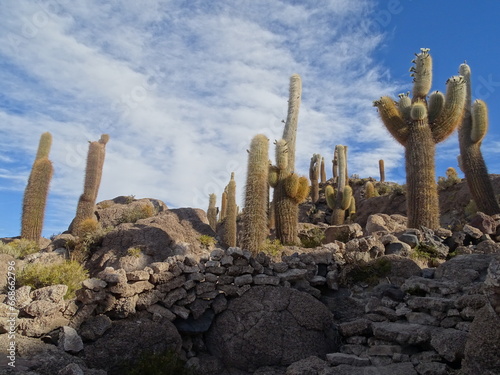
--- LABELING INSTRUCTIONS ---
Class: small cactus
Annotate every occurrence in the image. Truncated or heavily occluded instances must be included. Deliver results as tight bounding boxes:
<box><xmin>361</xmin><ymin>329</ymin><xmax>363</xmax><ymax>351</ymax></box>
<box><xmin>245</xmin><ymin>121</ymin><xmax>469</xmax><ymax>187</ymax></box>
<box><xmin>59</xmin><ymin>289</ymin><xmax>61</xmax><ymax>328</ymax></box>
<box><xmin>21</xmin><ymin>132</ymin><xmax>53</xmax><ymax>242</ymax></box>
<box><xmin>71</xmin><ymin>134</ymin><xmax>109</xmax><ymax>235</ymax></box>
<box><xmin>458</xmin><ymin>62</ymin><xmax>500</xmax><ymax>215</ymax></box>
<box><xmin>364</xmin><ymin>181</ymin><xmax>378</xmax><ymax>199</ymax></box>
<box><xmin>241</xmin><ymin>134</ymin><xmax>269</xmax><ymax>255</ymax></box>
<box><xmin>207</xmin><ymin>193</ymin><xmax>218</xmax><ymax>231</ymax></box>
<box><xmin>309</xmin><ymin>153</ymin><xmax>321</xmax><ymax>203</ymax></box>
<box><xmin>221</xmin><ymin>172</ymin><xmax>237</xmax><ymax>248</ymax></box>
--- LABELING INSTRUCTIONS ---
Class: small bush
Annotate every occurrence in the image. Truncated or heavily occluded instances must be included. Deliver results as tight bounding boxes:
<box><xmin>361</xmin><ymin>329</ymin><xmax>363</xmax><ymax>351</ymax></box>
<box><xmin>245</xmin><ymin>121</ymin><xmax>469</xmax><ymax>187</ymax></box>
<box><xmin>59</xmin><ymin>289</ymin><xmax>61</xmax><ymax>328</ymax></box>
<box><xmin>437</xmin><ymin>167</ymin><xmax>461</xmax><ymax>190</ymax></box>
<box><xmin>125</xmin><ymin>350</ymin><xmax>197</xmax><ymax>375</ymax></box>
<box><xmin>127</xmin><ymin>247</ymin><xmax>142</xmax><ymax>258</ymax></box>
<box><xmin>0</xmin><ymin>239</ymin><xmax>39</xmax><ymax>259</ymax></box>
<box><xmin>199</xmin><ymin>235</ymin><xmax>216</xmax><ymax>248</ymax></box>
<box><xmin>300</xmin><ymin>227</ymin><xmax>325</xmax><ymax>248</ymax></box>
<box><xmin>391</xmin><ymin>184</ymin><xmax>406</xmax><ymax>196</ymax></box>
<box><xmin>345</xmin><ymin>257</ymin><xmax>392</xmax><ymax>285</ymax></box>
<box><xmin>18</xmin><ymin>260</ymin><xmax>89</xmax><ymax>299</ymax></box>
<box><xmin>260</xmin><ymin>239</ymin><xmax>283</xmax><ymax>259</ymax></box>
<box><xmin>119</xmin><ymin>204</ymin><xmax>155</xmax><ymax>224</ymax></box>
<box><xmin>70</xmin><ymin>224</ymin><xmax>110</xmax><ymax>263</ymax></box>
<box><xmin>125</xmin><ymin>195</ymin><xmax>136</xmax><ymax>204</ymax></box>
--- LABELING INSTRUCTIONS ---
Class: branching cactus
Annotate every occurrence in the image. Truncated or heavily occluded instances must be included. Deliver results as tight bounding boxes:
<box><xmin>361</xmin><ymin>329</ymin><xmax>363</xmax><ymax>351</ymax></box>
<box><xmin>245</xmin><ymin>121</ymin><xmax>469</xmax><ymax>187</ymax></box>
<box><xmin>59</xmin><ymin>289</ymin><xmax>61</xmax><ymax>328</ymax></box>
<box><xmin>269</xmin><ymin>74</ymin><xmax>309</xmax><ymax>245</ymax></box>
<box><xmin>379</xmin><ymin>159</ymin><xmax>385</xmax><ymax>182</ymax></box>
<box><xmin>221</xmin><ymin>172</ymin><xmax>237</xmax><ymax>248</ymax></box>
<box><xmin>373</xmin><ymin>48</ymin><xmax>466</xmax><ymax>229</ymax></box>
<box><xmin>309</xmin><ymin>153</ymin><xmax>321</xmax><ymax>203</ymax></box>
<box><xmin>71</xmin><ymin>134</ymin><xmax>109</xmax><ymax>235</ymax></box>
<box><xmin>320</xmin><ymin>157</ymin><xmax>326</xmax><ymax>184</ymax></box>
<box><xmin>269</xmin><ymin>140</ymin><xmax>309</xmax><ymax>245</ymax></box>
<box><xmin>325</xmin><ymin>145</ymin><xmax>352</xmax><ymax>225</ymax></box>
<box><xmin>21</xmin><ymin>132</ymin><xmax>54</xmax><ymax>242</ymax></box>
<box><xmin>458</xmin><ymin>63</ymin><xmax>500</xmax><ymax>215</ymax></box>
<box><xmin>241</xmin><ymin>134</ymin><xmax>269</xmax><ymax>255</ymax></box>
<box><xmin>207</xmin><ymin>193</ymin><xmax>218</xmax><ymax>231</ymax></box>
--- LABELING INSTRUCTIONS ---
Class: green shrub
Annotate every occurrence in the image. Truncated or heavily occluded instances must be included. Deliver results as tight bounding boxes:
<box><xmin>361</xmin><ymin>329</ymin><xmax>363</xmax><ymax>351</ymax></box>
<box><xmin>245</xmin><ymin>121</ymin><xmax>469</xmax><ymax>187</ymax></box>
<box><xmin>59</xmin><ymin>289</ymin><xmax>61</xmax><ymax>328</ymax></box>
<box><xmin>119</xmin><ymin>204</ymin><xmax>155</xmax><ymax>224</ymax></box>
<box><xmin>127</xmin><ymin>247</ymin><xmax>142</xmax><ymax>258</ymax></box>
<box><xmin>125</xmin><ymin>350</ymin><xmax>197</xmax><ymax>375</ymax></box>
<box><xmin>18</xmin><ymin>260</ymin><xmax>88</xmax><ymax>299</ymax></box>
<box><xmin>260</xmin><ymin>239</ymin><xmax>283</xmax><ymax>259</ymax></box>
<box><xmin>299</xmin><ymin>227</ymin><xmax>325</xmax><ymax>248</ymax></box>
<box><xmin>0</xmin><ymin>239</ymin><xmax>40</xmax><ymax>259</ymax></box>
<box><xmin>69</xmin><ymin>224</ymin><xmax>110</xmax><ymax>263</ymax></box>
<box><xmin>198</xmin><ymin>235</ymin><xmax>216</xmax><ymax>248</ymax></box>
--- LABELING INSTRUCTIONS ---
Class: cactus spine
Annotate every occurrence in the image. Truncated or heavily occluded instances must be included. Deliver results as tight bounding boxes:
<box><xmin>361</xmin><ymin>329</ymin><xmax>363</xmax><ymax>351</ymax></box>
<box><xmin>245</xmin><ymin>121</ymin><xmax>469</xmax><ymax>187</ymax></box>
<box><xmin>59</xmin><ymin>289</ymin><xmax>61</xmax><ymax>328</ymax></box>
<box><xmin>21</xmin><ymin>132</ymin><xmax>53</xmax><ymax>242</ymax></box>
<box><xmin>457</xmin><ymin>63</ymin><xmax>500</xmax><ymax>215</ymax></box>
<box><xmin>309</xmin><ymin>153</ymin><xmax>321</xmax><ymax>203</ymax></box>
<box><xmin>222</xmin><ymin>172</ymin><xmax>237</xmax><ymax>248</ymax></box>
<box><xmin>325</xmin><ymin>145</ymin><xmax>352</xmax><ymax>225</ymax></box>
<box><xmin>241</xmin><ymin>135</ymin><xmax>269</xmax><ymax>254</ymax></box>
<box><xmin>207</xmin><ymin>193</ymin><xmax>218</xmax><ymax>231</ymax></box>
<box><xmin>72</xmin><ymin>134</ymin><xmax>109</xmax><ymax>235</ymax></box>
<box><xmin>373</xmin><ymin>49</ymin><xmax>466</xmax><ymax>229</ymax></box>
<box><xmin>379</xmin><ymin>159</ymin><xmax>385</xmax><ymax>182</ymax></box>
<box><xmin>270</xmin><ymin>74</ymin><xmax>309</xmax><ymax>245</ymax></box>
<box><xmin>320</xmin><ymin>157</ymin><xmax>326</xmax><ymax>184</ymax></box>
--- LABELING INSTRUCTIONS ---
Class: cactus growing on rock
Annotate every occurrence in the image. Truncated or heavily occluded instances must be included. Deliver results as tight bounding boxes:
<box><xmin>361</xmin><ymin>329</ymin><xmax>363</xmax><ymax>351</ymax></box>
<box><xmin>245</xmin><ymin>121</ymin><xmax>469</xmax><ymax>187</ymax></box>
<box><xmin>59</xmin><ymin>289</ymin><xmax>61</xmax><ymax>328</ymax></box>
<box><xmin>269</xmin><ymin>74</ymin><xmax>309</xmax><ymax>245</ymax></box>
<box><xmin>21</xmin><ymin>132</ymin><xmax>54</xmax><ymax>242</ymax></box>
<box><xmin>241</xmin><ymin>134</ymin><xmax>269</xmax><ymax>255</ymax></box>
<box><xmin>71</xmin><ymin>134</ymin><xmax>109</xmax><ymax>235</ymax></box>
<box><xmin>207</xmin><ymin>193</ymin><xmax>218</xmax><ymax>231</ymax></box>
<box><xmin>325</xmin><ymin>145</ymin><xmax>352</xmax><ymax>225</ymax></box>
<box><xmin>364</xmin><ymin>181</ymin><xmax>377</xmax><ymax>199</ymax></box>
<box><xmin>373</xmin><ymin>49</ymin><xmax>466</xmax><ymax>229</ymax></box>
<box><xmin>309</xmin><ymin>153</ymin><xmax>321</xmax><ymax>203</ymax></box>
<box><xmin>457</xmin><ymin>63</ymin><xmax>500</xmax><ymax>215</ymax></box>
<box><xmin>221</xmin><ymin>172</ymin><xmax>237</xmax><ymax>248</ymax></box>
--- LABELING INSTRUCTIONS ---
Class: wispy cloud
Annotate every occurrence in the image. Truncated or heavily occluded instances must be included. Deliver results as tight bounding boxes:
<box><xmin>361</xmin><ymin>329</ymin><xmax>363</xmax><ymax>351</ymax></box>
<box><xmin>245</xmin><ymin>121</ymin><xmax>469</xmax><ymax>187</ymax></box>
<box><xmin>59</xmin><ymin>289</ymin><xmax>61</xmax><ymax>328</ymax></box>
<box><xmin>0</xmin><ymin>0</ymin><xmax>403</xmax><ymax>236</ymax></box>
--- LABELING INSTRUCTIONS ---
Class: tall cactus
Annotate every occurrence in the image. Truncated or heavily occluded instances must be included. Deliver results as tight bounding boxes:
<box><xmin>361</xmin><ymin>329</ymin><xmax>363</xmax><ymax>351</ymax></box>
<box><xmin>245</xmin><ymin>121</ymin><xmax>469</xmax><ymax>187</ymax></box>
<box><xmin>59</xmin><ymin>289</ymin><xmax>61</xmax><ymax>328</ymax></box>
<box><xmin>71</xmin><ymin>134</ymin><xmax>109</xmax><ymax>235</ymax></box>
<box><xmin>21</xmin><ymin>132</ymin><xmax>54</xmax><ymax>242</ymax></box>
<box><xmin>379</xmin><ymin>159</ymin><xmax>385</xmax><ymax>182</ymax></box>
<box><xmin>458</xmin><ymin>63</ymin><xmax>500</xmax><ymax>215</ymax></box>
<box><xmin>373</xmin><ymin>49</ymin><xmax>466</xmax><ymax>229</ymax></box>
<box><xmin>325</xmin><ymin>145</ymin><xmax>352</xmax><ymax>225</ymax></box>
<box><xmin>320</xmin><ymin>157</ymin><xmax>327</xmax><ymax>183</ymax></box>
<box><xmin>270</xmin><ymin>74</ymin><xmax>309</xmax><ymax>245</ymax></box>
<box><xmin>207</xmin><ymin>193</ymin><xmax>218</xmax><ymax>231</ymax></box>
<box><xmin>220</xmin><ymin>188</ymin><xmax>227</xmax><ymax>222</ymax></box>
<box><xmin>309</xmin><ymin>153</ymin><xmax>321</xmax><ymax>203</ymax></box>
<box><xmin>241</xmin><ymin>135</ymin><xmax>269</xmax><ymax>254</ymax></box>
<box><xmin>221</xmin><ymin>172</ymin><xmax>237</xmax><ymax>248</ymax></box>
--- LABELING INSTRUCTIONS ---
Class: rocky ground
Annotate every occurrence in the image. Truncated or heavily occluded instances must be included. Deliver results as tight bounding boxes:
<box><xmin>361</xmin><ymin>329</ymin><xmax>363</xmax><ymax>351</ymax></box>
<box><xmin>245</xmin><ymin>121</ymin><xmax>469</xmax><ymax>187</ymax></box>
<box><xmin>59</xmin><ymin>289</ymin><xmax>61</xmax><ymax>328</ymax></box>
<box><xmin>1</xmin><ymin>176</ymin><xmax>500</xmax><ymax>375</ymax></box>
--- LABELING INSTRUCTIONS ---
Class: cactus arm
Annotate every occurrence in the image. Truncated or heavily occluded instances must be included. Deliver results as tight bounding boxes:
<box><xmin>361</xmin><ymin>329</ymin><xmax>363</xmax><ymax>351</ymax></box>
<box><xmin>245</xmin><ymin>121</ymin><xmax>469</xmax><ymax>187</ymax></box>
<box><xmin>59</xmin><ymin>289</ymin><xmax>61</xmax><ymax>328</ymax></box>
<box><xmin>431</xmin><ymin>75</ymin><xmax>466</xmax><ymax>143</ymax></box>
<box><xmin>35</xmin><ymin>132</ymin><xmax>52</xmax><ymax>160</ymax></box>
<box><xmin>325</xmin><ymin>185</ymin><xmax>336</xmax><ymax>209</ymax></box>
<box><xmin>428</xmin><ymin>91</ymin><xmax>445</xmax><ymax>123</ymax></box>
<box><xmin>471</xmin><ymin>100</ymin><xmax>488</xmax><ymax>143</ymax></box>
<box><xmin>373</xmin><ymin>96</ymin><xmax>409</xmax><ymax>145</ymax></box>
<box><xmin>268</xmin><ymin>165</ymin><xmax>279</xmax><ymax>188</ymax></box>
<box><xmin>410</xmin><ymin>102</ymin><xmax>428</xmax><ymax>121</ymax></box>
<box><xmin>411</xmin><ymin>48</ymin><xmax>433</xmax><ymax>99</ymax></box>
<box><xmin>292</xmin><ymin>176</ymin><xmax>310</xmax><ymax>204</ymax></box>
<box><xmin>282</xmin><ymin>74</ymin><xmax>301</xmax><ymax>172</ymax></box>
<box><xmin>398</xmin><ymin>92</ymin><xmax>412</xmax><ymax>121</ymax></box>
<box><xmin>340</xmin><ymin>185</ymin><xmax>353</xmax><ymax>210</ymax></box>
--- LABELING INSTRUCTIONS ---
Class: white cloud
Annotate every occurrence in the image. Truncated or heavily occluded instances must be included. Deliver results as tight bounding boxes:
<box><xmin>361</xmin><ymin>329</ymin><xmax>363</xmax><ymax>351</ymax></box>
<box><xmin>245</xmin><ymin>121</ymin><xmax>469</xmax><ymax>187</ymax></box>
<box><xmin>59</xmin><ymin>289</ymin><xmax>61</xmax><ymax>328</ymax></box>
<box><xmin>0</xmin><ymin>0</ymin><xmax>405</xmax><ymax>236</ymax></box>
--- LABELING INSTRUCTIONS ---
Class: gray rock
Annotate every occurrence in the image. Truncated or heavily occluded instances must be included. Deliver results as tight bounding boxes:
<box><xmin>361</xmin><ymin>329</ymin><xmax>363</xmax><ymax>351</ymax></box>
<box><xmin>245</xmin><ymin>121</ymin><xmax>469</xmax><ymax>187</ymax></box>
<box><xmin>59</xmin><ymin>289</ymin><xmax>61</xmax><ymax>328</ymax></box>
<box><xmin>385</xmin><ymin>241</ymin><xmax>411</xmax><ymax>256</ymax></box>
<box><xmin>82</xmin><ymin>278</ymin><xmax>108</xmax><ymax>291</ymax></box>
<box><xmin>430</xmin><ymin>328</ymin><xmax>467</xmax><ymax>363</ymax></box>
<box><xmin>58</xmin><ymin>363</ymin><xmax>84</xmax><ymax>375</ymax></box>
<box><xmin>285</xmin><ymin>355</ymin><xmax>329</xmax><ymax>375</ymax></box>
<box><xmin>58</xmin><ymin>326</ymin><xmax>83</xmax><ymax>353</ymax></box>
<box><xmin>31</xmin><ymin>285</ymin><xmax>68</xmax><ymax>303</ymax></box>
<box><xmin>319</xmin><ymin>362</ymin><xmax>417</xmax><ymax>375</ymax></box>
<box><xmin>414</xmin><ymin>362</ymin><xmax>449</xmax><ymax>375</ymax></box>
<box><xmin>326</xmin><ymin>352</ymin><xmax>370</xmax><ymax>366</ymax></box>
<box><xmin>24</xmin><ymin>300</ymin><xmax>64</xmax><ymax>317</ymax></box>
<box><xmin>434</xmin><ymin>254</ymin><xmax>493</xmax><ymax>284</ymax></box>
<box><xmin>399</xmin><ymin>233</ymin><xmax>419</xmax><ymax>248</ymax></box>
<box><xmin>206</xmin><ymin>286</ymin><xmax>340</xmax><ymax>371</ymax></box>
<box><xmin>372</xmin><ymin>322</ymin><xmax>431</xmax><ymax>345</ymax></box>
<box><xmin>339</xmin><ymin>319</ymin><xmax>371</xmax><ymax>337</ymax></box>
<box><xmin>324</xmin><ymin>223</ymin><xmax>363</xmax><ymax>243</ymax></box>
<box><xmin>79</xmin><ymin>314</ymin><xmax>112</xmax><ymax>341</ymax></box>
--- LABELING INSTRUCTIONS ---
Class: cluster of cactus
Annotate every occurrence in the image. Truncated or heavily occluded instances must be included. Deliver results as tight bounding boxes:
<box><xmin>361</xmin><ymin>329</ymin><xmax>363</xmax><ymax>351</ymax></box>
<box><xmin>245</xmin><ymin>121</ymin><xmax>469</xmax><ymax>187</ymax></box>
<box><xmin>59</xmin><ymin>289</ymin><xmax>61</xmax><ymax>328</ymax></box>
<box><xmin>325</xmin><ymin>145</ymin><xmax>355</xmax><ymax>224</ymax></box>
<box><xmin>373</xmin><ymin>48</ymin><xmax>466</xmax><ymax>229</ymax></box>
<box><xmin>268</xmin><ymin>74</ymin><xmax>310</xmax><ymax>245</ymax></box>
<box><xmin>71</xmin><ymin>134</ymin><xmax>110</xmax><ymax>235</ymax></box>
<box><xmin>21</xmin><ymin>132</ymin><xmax>54</xmax><ymax>243</ymax></box>
<box><xmin>241</xmin><ymin>134</ymin><xmax>269</xmax><ymax>254</ymax></box>
<box><xmin>309</xmin><ymin>153</ymin><xmax>322</xmax><ymax>203</ymax></box>
<box><xmin>457</xmin><ymin>63</ymin><xmax>500</xmax><ymax>215</ymax></box>
<box><xmin>221</xmin><ymin>172</ymin><xmax>237</xmax><ymax>248</ymax></box>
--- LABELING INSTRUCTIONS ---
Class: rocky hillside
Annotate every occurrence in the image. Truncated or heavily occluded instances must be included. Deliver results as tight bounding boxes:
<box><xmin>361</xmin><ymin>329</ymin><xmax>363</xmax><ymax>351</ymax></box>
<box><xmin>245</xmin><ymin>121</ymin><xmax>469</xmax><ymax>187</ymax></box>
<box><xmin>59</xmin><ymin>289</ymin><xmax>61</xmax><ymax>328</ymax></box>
<box><xmin>1</xmin><ymin>179</ymin><xmax>500</xmax><ymax>375</ymax></box>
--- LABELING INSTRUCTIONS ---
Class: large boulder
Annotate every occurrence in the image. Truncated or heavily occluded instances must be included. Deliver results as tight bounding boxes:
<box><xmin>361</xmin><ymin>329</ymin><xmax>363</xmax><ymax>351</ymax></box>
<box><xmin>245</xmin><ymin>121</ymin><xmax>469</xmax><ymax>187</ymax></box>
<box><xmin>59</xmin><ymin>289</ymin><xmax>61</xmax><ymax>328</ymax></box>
<box><xmin>83</xmin><ymin>316</ymin><xmax>182</xmax><ymax>374</ymax></box>
<box><xmin>86</xmin><ymin>208</ymin><xmax>215</xmax><ymax>275</ymax></box>
<box><xmin>365</xmin><ymin>214</ymin><xmax>407</xmax><ymax>235</ymax></box>
<box><xmin>206</xmin><ymin>286</ymin><xmax>340</xmax><ymax>371</ymax></box>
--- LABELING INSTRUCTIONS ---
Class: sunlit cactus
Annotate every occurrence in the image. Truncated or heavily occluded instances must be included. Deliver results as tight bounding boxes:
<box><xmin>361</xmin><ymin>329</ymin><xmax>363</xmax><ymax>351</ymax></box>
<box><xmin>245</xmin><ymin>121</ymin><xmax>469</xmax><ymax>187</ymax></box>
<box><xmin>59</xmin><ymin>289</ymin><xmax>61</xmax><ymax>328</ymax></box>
<box><xmin>241</xmin><ymin>135</ymin><xmax>269</xmax><ymax>255</ymax></box>
<box><xmin>21</xmin><ymin>132</ymin><xmax>53</xmax><ymax>242</ymax></box>
<box><xmin>221</xmin><ymin>172</ymin><xmax>237</xmax><ymax>248</ymax></box>
<box><xmin>457</xmin><ymin>62</ymin><xmax>500</xmax><ymax>215</ymax></box>
<box><xmin>309</xmin><ymin>153</ymin><xmax>321</xmax><ymax>203</ymax></box>
<box><xmin>71</xmin><ymin>134</ymin><xmax>109</xmax><ymax>235</ymax></box>
<box><xmin>373</xmin><ymin>48</ymin><xmax>466</xmax><ymax>229</ymax></box>
<box><xmin>320</xmin><ymin>157</ymin><xmax>327</xmax><ymax>183</ymax></box>
<box><xmin>207</xmin><ymin>193</ymin><xmax>218</xmax><ymax>231</ymax></box>
<box><xmin>379</xmin><ymin>159</ymin><xmax>385</xmax><ymax>182</ymax></box>
<box><xmin>325</xmin><ymin>145</ymin><xmax>352</xmax><ymax>225</ymax></box>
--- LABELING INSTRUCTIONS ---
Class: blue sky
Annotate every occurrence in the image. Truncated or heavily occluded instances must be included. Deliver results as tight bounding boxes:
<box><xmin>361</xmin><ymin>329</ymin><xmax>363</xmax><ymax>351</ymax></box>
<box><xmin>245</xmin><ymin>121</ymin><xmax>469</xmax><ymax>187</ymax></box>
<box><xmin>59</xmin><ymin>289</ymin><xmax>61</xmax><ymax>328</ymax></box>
<box><xmin>1</xmin><ymin>0</ymin><xmax>500</xmax><ymax>238</ymax></box>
